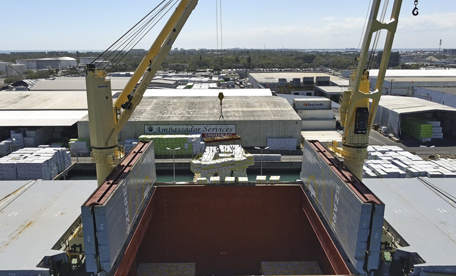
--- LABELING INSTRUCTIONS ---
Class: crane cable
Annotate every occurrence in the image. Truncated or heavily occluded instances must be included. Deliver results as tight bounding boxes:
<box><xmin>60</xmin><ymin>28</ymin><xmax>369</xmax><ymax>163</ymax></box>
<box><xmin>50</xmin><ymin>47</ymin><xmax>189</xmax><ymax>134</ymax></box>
<box><xmin>367</xmin><ymin>0</ymin><xmax>390</xmax><ymax>71</ymax></box>
<box><xmin>215</xmin><ymin>0</ymin><xmax>219</xmax><ymax>52</ymax></box>
<box><xmin>91</xmin><ymin>0</ymin><xmax>179</xmax><ymax>70</ymax></box>
<box><xmin>220</xmin><ymin>0</ymin><xmax>223</xmax><ymax>50</ymax></box>
<box><xmin>106</xmin><ymin>0</ymin><xmax>178</xmax><ymax>69</ymax></box>
<box><xmin>357</xmin><ymin>0</ymin><xmax>373</xmax><ymax>52</ymax></box>
<box><xmin>92</xmin><ymin>0</ymin><xmax>169</xmax><ymax>67</ymax></box>
<box><xmin>93</xmin><ymin>0</ymin><xmax>168</xmax><ymax>65</ymax></box>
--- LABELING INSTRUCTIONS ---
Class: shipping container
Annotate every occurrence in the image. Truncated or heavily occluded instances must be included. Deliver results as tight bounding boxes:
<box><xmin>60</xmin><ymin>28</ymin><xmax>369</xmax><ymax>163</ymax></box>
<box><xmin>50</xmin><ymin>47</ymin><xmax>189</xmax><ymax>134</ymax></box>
<box><xmin>293</xmin><ymin>97</ymin><xmax>331</xmax><ymax>110</ymax></box>
<box><xmin>297</xmin><ymin>109</ymin><xmax>334</xmax><ymax>120</ymax></box>
<box><xmin>301</xmin><ymin>119</ymin><xmax>336</xmax><ymax>130</ymax></box>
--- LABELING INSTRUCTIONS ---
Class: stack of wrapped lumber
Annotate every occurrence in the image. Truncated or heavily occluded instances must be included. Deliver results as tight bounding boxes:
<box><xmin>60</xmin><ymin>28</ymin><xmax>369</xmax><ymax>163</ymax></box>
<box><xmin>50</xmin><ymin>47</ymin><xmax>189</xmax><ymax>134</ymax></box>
<box><xmin>0</xmin><ymin>147</ymin><xmax>72</xmax><ymax>180</ymax></box>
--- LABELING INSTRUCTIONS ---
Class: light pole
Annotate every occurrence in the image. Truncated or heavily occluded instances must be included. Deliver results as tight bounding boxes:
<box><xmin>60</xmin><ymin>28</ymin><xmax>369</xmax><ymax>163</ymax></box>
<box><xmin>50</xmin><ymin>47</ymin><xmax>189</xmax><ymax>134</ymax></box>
<box><xmin>166</xmin><ymin>147</ymin><xmax>181</xmax><ymax>184</ymax></box>
<box><xmin>390</xmin><ymin>79</ymin><xmax>394</xmax><ymax>95</ymax></box>
<box><xmin>254</xmin><ymin>146</ymin><xmax>269</xmax><ymax>176</ymax></box>
<box><xmin>200</xmin><ymin>141</ymin><xmax>205</xmax><ymax>155</ymax></box>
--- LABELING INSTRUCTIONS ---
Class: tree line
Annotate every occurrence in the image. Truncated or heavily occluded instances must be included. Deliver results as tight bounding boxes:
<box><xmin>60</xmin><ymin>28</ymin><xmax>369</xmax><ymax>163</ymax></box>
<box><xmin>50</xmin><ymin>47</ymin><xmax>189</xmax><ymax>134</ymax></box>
<box><xmin>1</xmin><ymin>49</ymin><xmax>405</xmax><ymax>85</ymax></box>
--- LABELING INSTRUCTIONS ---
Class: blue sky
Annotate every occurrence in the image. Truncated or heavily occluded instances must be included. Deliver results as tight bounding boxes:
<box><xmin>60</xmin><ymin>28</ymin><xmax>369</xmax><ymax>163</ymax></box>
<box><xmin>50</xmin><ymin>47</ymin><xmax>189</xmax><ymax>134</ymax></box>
<box><xmin>2</xmin><ymin>0</ymin><xmax>456</xmax><ymax>51</ymax></box>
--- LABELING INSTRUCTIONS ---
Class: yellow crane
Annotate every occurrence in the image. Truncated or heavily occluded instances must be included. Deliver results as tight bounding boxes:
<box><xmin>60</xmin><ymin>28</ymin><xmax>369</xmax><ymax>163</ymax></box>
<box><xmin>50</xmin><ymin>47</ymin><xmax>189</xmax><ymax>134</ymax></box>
<box><xmin>85</xmin><ymin>0</ymin><xmax>198</xmax><ymax>185</ymax></box>
<box><xmin>329</xmin><ymin>0</ymin><xmax>403</xmax><ymax>180</ymax></box>
<box><xmin>85</xmin><ymin>0</ymin><xmax>409</xmax><ymax>185</ymax></box>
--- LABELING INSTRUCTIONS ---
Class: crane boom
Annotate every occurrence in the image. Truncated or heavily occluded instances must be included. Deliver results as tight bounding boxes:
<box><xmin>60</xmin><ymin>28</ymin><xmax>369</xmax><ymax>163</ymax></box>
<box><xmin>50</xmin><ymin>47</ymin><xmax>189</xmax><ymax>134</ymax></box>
<box><xmin>330</xmin><ymin>0</ymin><xmax>402</xmax><ymax>180</ymax></box>
<box><xmin>85</xmin><ymin>0</ymin><xmax>198</xmax><ymax>185</ymax></box>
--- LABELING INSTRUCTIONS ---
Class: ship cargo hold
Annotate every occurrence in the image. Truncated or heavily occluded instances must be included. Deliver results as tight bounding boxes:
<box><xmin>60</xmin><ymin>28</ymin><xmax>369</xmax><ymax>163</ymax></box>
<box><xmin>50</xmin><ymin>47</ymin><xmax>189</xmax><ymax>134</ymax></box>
<box><xmin>81</xmin><ymin>142</ymin><xmax>353</xmax><ymax>275</ymax></box>
<box><xmin>81</xmin><ymin>139</ymin><xmax>389</xmax><ymax>275</ymax></box>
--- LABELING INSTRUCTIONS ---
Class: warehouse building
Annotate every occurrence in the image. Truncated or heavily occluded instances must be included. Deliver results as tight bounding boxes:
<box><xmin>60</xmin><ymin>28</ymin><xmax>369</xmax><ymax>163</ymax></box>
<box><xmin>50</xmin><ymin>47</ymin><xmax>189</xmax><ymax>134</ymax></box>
<box><xmin>15</xmin><ymin>57</ymin><xmax>78</xmax><ymax>70</ymax></box>
<box><xmin>315</xmin><ymin>86</ymin><xmax>347</xmax><ymax>103</ymax></box>
<box><xmin>79</xmin><ymin>57</ymin><xmax>97</xmax><ymax>66</ymax></box>
<box><xmin>374</xmin><ymin>95</ymin><xmax>456</xmax><ymax>141</ymax></box>
<box><xmin>36</xmin><ymin>57</ymin><xmax>77</xmax><ymax>70</ymax></box>
<box><xmin>0</xmin><ymin>89</ymin><xmax>301</xmax><ymax>150</ymax></box>
<box><xmin>16</xmin><ymin>59</ymin><xmax>37</xmax><ymax>69</ymax></box>
<box><xmin>0</xmin><ymin>61</ymin><xmax>11</xmax><ymax>73</ymax></box>
<box><xmin>414</xmin><ymin>87</ymin><xmax>456</xmax><ymax>109</ymax></box>
<box><xmin>5</xmin><ymin>64</ymin><xmax>27</xmax><ymax>77</ymax></box>
<box><xmin>29</xmin><ymin>75</ymin><xmax>214</xmax><ymax>91</ymax></box>
<box><xmin>369</xmin><ymin>69</ymin><xmax>456</xmax><ymax>96</ymax></box>
<box><xmin>77</xmin><ymin>90</ymin><xmax>302</xmax><ymax>148</ymax></box>
<box><xmin>38</xmin><ymin>57</ymin><xmax>77</xmax><ymax>69</ymax></box>
<box><xmin>0</xmin><ymin>91</ymin><xmax>92</xmax><ymax>146</ymax></box>
<box><xmin>248</xmin><ymin>72</ymin><xmax>344</xmax><ymax>93</ymax></box>
<box><xmin>31</xmin><ymin>77</ymin><xmax>130</xmax><ymax>91</ymax></box>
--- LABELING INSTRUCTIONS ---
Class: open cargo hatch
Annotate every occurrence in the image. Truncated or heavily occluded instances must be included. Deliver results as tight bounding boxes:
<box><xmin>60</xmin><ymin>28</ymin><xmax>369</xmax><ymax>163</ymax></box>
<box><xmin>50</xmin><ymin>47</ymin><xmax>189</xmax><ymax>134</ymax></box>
<box><xmin>82</xmin><ymin>141</ymin><xmax>356</xmax><ymax>275</ymax></box>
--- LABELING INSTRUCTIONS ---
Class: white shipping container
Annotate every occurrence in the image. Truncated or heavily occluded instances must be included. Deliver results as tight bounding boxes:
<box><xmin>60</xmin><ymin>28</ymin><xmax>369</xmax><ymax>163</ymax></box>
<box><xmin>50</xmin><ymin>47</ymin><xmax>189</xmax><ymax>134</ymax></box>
<box><xmin>297</xmin><ymin>109</ymin><xmax>334</xmax><ymax>120</ymax></box>
<box><xmin>293</xmin><ymin>97</ymin><xmax>331</xmax><ymax>110</ymax></box>
<box><xmin>301</xmin><ymin>119</ymin><xmax>336</xmax><ymax>130</ymax></box>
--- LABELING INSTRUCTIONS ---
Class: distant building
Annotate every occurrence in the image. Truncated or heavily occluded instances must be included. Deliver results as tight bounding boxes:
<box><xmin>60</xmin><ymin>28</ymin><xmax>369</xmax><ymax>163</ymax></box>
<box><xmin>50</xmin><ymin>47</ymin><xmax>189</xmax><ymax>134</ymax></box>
<box><xmin>0</xmin><ymin>62</ymin><xmax>12</xmax><ymax>74</ymax></box>
<box><xmin>248</xmin><ymin>72</ymin><xmax>342</xmax><ymax>93</ymax></box>
<box><xmin>16</xmin><ymin>59</ymin><xmax>37</xmax><ymax>69</ymax></box>
<box><xmin>369</xmin><ymin>69</ymin><xmax>456</xmax><ymax>96</ymax></box>
<box><xmin>36</xmin><ymin>57</ymin><xmax>77</xmax><ymax>70</ymax></box>
<box><xmin>443</xmin><ymin>49</ymin><xmax>456</xmax><ymax>56</ymax></box>
<box><xmin>6</xmin><ymin>64</ymin><xmax>27</xmax><ymax>77</ymax></box>
<box><xmin>79</xmin><ymin>57</ymin><xmax>97</xmax><ymax>66</ymax></box>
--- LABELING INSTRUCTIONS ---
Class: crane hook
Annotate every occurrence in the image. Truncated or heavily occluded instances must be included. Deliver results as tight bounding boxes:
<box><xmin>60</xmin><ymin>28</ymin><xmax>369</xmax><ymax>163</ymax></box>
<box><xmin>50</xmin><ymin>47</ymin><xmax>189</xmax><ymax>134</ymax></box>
<box><xmin>412</xmin><ymin>0</ymin><xmax>419</xmax><ymax>16</ymax></box>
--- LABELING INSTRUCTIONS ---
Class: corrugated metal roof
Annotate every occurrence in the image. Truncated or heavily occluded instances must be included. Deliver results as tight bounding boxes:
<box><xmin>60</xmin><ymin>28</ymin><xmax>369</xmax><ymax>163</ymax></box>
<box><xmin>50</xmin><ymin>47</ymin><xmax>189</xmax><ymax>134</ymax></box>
<box><xmin>0</xmin><ymin>180</ymin><xmax>97</xmax><ymax>274</ymax></box>
<box><xmin>331</xmin><ymin>79</ymin><xmax>349</xmax><ymax>86</ymax></box>
<box><xmin>316</xmin><ymin>86</ymin><xmax>347</xmax><ymax>95</ymax></box>
<box><xmin>364</xmin><ymin>177</ymin><xmax>456</xmax><ymax>267</ymax></box>
<box><xmin>77</xmin><ymin>96</ymin><xmax>300</xmax><ymax>122</ymax></box>
<box><xmin>369</xmin><ymin>69</ymin><xmax>456</xmax><ymax>78</ymax></box>
<box><xmin>31</xmin><ymin>77</ymin><xmax>129</xmax><ymax>91</ymax></box>
<box><xmin>379</xmin><ymin>95</ymin><xmax>456</xmax><ymax>114</ymax></box>
<box><xmin>384</xmin><ymin>76</ymin><xmax>456</xmax><ymax>82</ymax></box>
<box><xmin>0</xmin><ymin>110</ymin><xmax>88</xmax><ymax>126</ymax></box>
<box><xmin>0</xmin><ymin>91</ymin><xmax>90</xmax><ymax>110</ymax></box>
<box><xmin>143</xmin><ymin>88</ymin><xmax>272</xmax><ymax>97</ymax></box>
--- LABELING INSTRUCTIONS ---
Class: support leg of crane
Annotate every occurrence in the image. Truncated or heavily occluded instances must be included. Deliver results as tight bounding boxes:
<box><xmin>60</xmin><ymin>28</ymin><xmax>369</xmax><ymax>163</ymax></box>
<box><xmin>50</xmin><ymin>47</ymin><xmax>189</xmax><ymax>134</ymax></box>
<box><xmin>91</xmin><ymin>147</ymin><xmax>118</xmax><ymax>186</ymax></box>
<box><xmin>342</xmin><ymin>145</ymin><xmax>367</xmax><ymax>181</ymax></box>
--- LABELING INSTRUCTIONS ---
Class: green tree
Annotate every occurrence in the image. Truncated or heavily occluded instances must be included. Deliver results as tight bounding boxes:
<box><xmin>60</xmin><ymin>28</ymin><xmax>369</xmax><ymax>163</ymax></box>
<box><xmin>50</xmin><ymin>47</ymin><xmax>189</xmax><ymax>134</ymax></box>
<box><xmin>376</xmin><ymin>51</ymin><xmax>401</xmax><ymax>68</ymax></box>
<box><xmin>4</xmin><ymin>76</ymin><xmax>21</xmax><ymax>84</ymax></box>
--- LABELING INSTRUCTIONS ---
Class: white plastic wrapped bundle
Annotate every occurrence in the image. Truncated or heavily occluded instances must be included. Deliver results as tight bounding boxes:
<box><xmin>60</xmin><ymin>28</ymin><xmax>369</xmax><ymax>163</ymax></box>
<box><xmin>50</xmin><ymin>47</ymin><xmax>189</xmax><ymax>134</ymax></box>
<box><xmin>0</xmin><ymin>147</ymin><xmax>72</xmax><ymax>180</ymax></box>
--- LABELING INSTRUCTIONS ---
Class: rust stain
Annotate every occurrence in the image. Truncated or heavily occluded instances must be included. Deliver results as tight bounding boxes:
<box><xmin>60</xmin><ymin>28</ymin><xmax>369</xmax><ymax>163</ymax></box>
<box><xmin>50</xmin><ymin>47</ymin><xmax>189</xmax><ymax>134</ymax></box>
<box><xmin>15</xmin><ymin>221</ymin><xmax>34</xmax><ymax>237</ymax></box>
<box><xmin>3</xmin><ymin>221</ymin><xmax>34</xmax><ymax>248</ymax></box>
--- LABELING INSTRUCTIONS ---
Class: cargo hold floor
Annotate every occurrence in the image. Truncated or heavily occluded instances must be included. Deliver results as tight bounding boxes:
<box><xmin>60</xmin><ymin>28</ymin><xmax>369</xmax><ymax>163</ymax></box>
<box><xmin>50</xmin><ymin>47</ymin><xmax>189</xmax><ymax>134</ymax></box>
<box><xmin>124</xmin><ymin>185</ymin><xmax>350</xmax><ymax>275</ymax></box>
